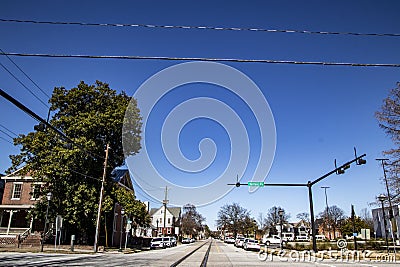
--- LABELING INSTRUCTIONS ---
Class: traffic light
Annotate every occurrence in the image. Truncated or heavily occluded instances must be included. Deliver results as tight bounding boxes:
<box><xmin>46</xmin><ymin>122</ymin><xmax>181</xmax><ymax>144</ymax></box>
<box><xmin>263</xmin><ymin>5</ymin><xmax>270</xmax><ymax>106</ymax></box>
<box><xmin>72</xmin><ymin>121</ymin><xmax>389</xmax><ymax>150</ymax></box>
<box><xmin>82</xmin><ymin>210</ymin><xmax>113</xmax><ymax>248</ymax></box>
<box><xmin>357</xmin><ymin>158</ymin><xmax>367</xmax><ymax>165</ymax></box>
<box><xmin>354</xmin><ymin>147</ymin><xmax>366</xmax><ymax>165</ymax></box>
<box><xmin>335</xmin><ymin>159</ymin><xmax>345</xmax><ymax>175</ymax></box>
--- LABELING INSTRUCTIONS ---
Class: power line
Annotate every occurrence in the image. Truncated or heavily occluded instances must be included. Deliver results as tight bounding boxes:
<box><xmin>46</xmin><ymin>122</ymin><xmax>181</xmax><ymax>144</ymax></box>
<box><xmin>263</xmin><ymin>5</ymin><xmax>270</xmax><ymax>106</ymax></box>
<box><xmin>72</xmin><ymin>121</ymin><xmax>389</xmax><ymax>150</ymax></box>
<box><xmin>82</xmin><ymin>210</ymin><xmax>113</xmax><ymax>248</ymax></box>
<box><xmin>1</xmin><ymin>18</ymin><xmax>399</xmax><ymax>38</ymax></box>
<box><xmin>69</xmin><ymin>168</ymin><xmax>102</xmax><ymax>182</ymax></box>
<box><xmin>0</xmin><ymin>136</ymin><xmax>13</xmax><ymax>145</ymax></box>
<box><xmin>0</xmin><ymin>123</ymin><xmax>18</xmax><ymax>137</ymax></box>
<box><xmin>1</xmin><ymin>51</ymin><xmax>399</xmax><ymax>68</ymax></box>
<box><xmin>0</xmin><ymin>61</ymin><xmax>49</xmax><ymax>108</ymax></box>
<box><xmin>0</xmin><ymin>128</ymin><xmax>15</xmax><ymax>140</ymax></box>
<box><xmin>0</xmin><ymin>88</ymin><xmax>103</xmax><ymax>160</ymax></box>
<box><xmin>0</xmin><ymin>48</ymin><xmax>50</xmax><ymax>99</ymax></box>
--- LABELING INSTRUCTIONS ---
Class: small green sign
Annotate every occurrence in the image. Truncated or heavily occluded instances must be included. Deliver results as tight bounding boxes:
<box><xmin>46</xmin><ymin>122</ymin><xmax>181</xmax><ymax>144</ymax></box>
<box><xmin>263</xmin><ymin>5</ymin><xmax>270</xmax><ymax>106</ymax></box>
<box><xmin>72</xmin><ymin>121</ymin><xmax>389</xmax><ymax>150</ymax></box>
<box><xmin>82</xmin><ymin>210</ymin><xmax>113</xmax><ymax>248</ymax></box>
<box><xmin>248</xmin><ymin>181</ymin><xmax>264</xmax><ymax>187</ymax></box>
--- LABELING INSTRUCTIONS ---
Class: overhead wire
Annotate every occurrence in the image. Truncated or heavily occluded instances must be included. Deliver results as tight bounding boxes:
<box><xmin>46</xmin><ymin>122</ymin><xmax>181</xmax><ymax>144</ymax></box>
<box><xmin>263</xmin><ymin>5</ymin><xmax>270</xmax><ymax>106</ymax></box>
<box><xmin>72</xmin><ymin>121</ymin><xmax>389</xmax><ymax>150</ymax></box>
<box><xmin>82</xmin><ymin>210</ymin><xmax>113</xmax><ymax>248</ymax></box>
<box><xmin>0</xmin><ymin>51</ymin><xmax>399</xmax><ymax>68</ymax></box>
<box><xmin>0</xmin><ymin>128</ymin><xmax>15</xmax><ymax>139</ymax></box>
<box><xmin>0</xmin><ymin>136</ymin><xmax>13</xmax><ymax>145</ymax></box>
<box><xmin>0</xmin><ymin>61</ymin><xmax>49</xmax><ymax>108</ymax></box>
<box><xmin>0</xmin><ymin>123</ymin><xmax>18</xmax><ymax>137</ymax></box>
<box><xmin>0</xmin><ymin>88</ymin><xmax>104</xmax><ymax>160</ymax></box>
<box><xmin>0</xmin><ymin>18</ymin><xmax>399</xmax><ymax>38</ymax></box>
<box><xmin>0</xmin><ymin>48</ymin><xmax>50</xmax><ymax>99</ymax></box>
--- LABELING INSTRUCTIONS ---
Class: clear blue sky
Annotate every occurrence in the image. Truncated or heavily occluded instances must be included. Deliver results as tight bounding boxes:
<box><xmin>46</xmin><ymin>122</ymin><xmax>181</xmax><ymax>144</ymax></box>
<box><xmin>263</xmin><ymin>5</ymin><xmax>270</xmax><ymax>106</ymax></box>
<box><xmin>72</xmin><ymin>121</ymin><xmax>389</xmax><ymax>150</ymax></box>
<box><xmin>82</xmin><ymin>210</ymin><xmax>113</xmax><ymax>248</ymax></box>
<box><xmin>1</xmin><ymin>0</ymin><xmax>400</xmax><ymax>230</ymax></box>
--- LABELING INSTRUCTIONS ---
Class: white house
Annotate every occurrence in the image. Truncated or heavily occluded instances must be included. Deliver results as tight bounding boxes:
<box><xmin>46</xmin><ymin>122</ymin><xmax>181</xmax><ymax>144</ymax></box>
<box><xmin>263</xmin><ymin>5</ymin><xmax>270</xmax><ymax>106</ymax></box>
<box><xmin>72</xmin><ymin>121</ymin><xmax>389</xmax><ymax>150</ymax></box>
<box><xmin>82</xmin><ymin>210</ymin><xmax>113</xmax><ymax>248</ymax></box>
<box><xmin>149</xmin><ymin>206</ymin><xmax>181</xmax><ymax>236</ymax></box>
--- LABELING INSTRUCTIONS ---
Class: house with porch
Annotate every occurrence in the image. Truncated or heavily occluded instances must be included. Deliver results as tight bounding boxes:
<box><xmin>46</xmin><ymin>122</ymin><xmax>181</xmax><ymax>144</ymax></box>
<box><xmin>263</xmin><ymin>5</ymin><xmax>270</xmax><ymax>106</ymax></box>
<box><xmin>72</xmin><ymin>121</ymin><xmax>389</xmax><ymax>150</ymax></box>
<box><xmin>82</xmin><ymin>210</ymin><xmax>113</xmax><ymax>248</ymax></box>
<box><xmin>0</xmin><ymin>169</ymin><xmax>44</xmax><ymax>246</ymax></box>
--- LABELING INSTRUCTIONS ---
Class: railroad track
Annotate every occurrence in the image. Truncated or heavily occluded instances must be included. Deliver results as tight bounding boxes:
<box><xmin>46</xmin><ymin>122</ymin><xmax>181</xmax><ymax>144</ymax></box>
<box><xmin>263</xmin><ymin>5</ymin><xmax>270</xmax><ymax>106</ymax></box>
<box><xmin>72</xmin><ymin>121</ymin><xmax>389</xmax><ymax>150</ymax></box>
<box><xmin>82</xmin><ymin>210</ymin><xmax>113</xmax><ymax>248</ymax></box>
<box><xmin>170</xmin><ymin>239</ymin><xmax>213</xmax><ymax>267</ymax></box>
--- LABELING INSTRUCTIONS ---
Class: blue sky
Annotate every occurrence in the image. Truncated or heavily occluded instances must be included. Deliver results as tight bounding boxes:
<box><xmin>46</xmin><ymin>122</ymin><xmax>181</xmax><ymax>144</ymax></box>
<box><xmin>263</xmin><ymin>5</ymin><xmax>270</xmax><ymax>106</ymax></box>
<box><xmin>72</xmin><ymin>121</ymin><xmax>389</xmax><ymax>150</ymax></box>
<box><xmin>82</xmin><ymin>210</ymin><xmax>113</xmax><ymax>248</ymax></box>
<box><xmin>1</xmin><ymin>0</ymin><xmax>400</xmax><ymax>230</ymax></box>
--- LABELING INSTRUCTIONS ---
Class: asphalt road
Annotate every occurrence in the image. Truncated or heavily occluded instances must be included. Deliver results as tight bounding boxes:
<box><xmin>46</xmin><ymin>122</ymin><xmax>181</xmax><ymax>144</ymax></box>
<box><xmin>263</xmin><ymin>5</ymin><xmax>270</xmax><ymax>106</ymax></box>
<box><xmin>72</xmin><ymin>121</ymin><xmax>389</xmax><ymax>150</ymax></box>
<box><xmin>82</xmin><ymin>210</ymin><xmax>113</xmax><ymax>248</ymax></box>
<box><xmin>0</xmin><ymin>239</ymin><xmax>399</xmax><ymax>266</ymax></box>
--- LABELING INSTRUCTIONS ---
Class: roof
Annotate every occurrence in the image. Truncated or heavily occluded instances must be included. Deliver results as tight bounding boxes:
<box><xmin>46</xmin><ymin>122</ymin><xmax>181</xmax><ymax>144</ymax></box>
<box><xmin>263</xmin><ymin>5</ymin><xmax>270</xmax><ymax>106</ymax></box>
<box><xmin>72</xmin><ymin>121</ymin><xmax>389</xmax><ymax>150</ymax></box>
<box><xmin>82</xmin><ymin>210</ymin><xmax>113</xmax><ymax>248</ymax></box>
<box><xmin>111</xmin><ymin>169</ymin><xmax>129</xmax><ymax>183</ymax></box>
<box><xmin>149</xmin><ymin>206</ymin><xmax>181</xmax><ymax>218</ymax></box>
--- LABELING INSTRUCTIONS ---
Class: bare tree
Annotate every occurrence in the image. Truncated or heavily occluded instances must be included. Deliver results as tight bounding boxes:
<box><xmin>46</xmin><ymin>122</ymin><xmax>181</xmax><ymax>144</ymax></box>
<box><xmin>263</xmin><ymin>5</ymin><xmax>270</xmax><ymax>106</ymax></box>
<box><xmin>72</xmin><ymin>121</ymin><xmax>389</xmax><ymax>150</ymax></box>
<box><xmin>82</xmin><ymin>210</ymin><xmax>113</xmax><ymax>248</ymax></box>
<box><xmin>376</xmin><ymin>82</ymin><xmax>400</xmax><ymax>204</ymax></box>
<box><xmin>216</xmin><ymin>203</ymin><xmax>250</xmax><ymax>238</ymax></box>
<box><xmin>265</xmin><ymin>206</ymin><xmax>290</xmax><ymax>236</ymax></box>
<box><xmin>359</xmin><ymin>208</ymin><xmax>374</xmax><ymax>229</ymax></box>
<box><xmin>257</xmin><ymin>212</ymin><xmax>266</xmax><ymax>230</ymax></box>
<box><xmin>181</xmin><ymin>204</ymin><xmax>205</xmax><ymax>238</ymax></box>
<box><xmin>318</xmin><ymin>205</ymin><xmax>346</xmax><ymax>237</ymax></box>
<box><xmin>296</xmin><ymin>212</ymin><xmax>310</xmax><ymax>223</ymax></box>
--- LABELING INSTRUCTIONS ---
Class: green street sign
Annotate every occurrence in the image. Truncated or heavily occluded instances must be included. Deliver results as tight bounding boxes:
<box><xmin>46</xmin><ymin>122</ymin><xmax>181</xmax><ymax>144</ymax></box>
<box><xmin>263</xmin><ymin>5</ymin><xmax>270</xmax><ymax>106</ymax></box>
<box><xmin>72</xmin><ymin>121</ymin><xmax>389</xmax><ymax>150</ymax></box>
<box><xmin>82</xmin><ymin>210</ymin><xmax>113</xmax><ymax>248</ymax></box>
<box><xmin>248</xmin><ymin>181</ymin><xmax>264</xmax><ymax>187</ymax></box>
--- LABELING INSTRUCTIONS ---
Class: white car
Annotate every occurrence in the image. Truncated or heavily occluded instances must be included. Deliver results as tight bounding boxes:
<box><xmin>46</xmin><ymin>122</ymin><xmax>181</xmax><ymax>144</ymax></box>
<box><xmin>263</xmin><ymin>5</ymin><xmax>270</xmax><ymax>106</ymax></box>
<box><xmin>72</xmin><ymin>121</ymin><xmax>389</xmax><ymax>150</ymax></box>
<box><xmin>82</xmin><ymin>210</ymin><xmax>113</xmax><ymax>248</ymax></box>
<box><xmin>262</xmin><ymin>235</ymin><xmax>281</xmax><ymax>246</ymax></box>
<box><xmin>235</xmin><ymin>237</ymin><xmax>245</xmax><ymax>247</ymax></box>
<box><xmin>243</xmin><ymin>239</ymin><xmax>261</xmax><ymax>251</ymax></box>
<box><xmin>150</xmin><ymin>237</ymin><xmax>165</xmax><ymax>249</ymax></box>
<box><xmin>224</xmin><ymin>236</ymin><xmax>235</xmax><ymax>244</ymax></box>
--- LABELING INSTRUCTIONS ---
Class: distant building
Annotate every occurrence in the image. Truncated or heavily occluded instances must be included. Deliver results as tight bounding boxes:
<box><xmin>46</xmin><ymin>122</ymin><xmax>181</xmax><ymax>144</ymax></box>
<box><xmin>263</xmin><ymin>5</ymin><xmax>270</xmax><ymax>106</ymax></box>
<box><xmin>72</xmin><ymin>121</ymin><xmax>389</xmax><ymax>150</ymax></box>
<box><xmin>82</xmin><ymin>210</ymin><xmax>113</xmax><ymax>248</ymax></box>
<box><xmin>149</xmin><ymin>206</ymin><xmax>181</xmax><ymax>236</ymax></box>
<box><xmin>372</xmin><ymin>205</ymin><xmax>400</xmax><ymax>239</ymax></box>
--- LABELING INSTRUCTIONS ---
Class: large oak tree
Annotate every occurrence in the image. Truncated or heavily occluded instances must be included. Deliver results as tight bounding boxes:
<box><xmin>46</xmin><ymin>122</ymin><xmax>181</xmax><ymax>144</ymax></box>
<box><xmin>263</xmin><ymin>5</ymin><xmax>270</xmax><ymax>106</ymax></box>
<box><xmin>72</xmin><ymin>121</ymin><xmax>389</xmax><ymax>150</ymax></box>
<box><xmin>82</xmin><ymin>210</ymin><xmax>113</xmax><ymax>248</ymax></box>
<box><xmin>9</xmin><ymin>81</ymin><xmax>143</xmax><ymax>244</ymax></box>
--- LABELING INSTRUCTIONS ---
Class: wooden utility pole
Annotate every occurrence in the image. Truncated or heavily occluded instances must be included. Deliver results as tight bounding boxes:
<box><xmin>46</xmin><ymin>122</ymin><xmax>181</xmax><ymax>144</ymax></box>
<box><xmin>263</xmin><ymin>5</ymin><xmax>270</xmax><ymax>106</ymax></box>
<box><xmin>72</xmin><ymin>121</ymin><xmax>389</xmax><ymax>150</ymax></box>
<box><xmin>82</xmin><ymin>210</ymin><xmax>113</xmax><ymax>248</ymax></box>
<box><xmin>94</xmin><ymin>144</ymin><xmax>110</xmax><ymax>252</ymax></box>
<box><xmin>163</xmin><ymin>186</ymin><xmax>169</xmax><ymax>236</ymax></box>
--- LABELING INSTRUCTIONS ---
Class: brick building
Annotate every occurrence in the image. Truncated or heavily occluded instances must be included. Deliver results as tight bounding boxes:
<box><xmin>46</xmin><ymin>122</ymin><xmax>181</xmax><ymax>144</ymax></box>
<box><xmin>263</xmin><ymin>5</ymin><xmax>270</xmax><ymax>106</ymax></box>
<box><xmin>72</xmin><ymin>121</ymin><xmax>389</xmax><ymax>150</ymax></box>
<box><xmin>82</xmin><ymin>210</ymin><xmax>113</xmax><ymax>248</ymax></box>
<box><xmin>0</xmin><ymin>169</ymin><xmax>43</xmax><ymax>236</ymax></box>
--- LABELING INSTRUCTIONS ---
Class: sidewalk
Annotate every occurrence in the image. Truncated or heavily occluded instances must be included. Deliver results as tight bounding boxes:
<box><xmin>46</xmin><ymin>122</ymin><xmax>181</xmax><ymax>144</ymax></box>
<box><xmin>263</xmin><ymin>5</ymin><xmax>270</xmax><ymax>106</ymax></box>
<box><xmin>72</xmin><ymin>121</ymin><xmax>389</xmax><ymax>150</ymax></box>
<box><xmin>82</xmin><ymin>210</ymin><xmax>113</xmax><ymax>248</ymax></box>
<box><xmin>0</xmin><ymin>244</ymin><xmax>141</xmax><ymax>254</ymax></box>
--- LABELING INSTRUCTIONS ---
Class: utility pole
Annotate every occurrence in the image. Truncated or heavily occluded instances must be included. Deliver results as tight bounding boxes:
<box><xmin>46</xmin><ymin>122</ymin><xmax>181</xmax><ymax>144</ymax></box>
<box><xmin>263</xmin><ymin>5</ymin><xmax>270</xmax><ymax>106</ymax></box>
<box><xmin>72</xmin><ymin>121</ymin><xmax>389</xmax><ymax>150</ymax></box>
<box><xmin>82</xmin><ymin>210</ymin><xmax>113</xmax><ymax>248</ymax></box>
<box><xmin>94</xmin><ymin>144</ymin><xmax>110</xmax><ymax>252</ymax></box>
<box><xmin>321</xmin><ymin>186</ymin><xmax>331</xmax><ymax>240</ymax></box>
<box><xmin>376</xmin><ymin>158</ymin><xmax>397</xmax><ymax>244</ymax></box>
<box><xmin>163</xmin><ymin>186</ymin><xmax>169</xmax><ymax>236</ymax></box>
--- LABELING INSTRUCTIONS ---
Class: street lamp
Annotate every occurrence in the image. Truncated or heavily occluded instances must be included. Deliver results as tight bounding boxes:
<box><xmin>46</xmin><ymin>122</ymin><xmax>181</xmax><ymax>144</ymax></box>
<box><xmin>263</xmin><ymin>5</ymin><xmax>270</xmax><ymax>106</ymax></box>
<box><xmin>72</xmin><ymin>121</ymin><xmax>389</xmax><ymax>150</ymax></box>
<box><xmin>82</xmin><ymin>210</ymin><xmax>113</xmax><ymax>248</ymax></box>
<box><xmin>378</xmin><ymin>194</ymin><xmax>389</xmax><ymax>253</ymax></box>
<box><xmin>119</xmin><ymin>208</ymin><xmax>125</xmax><ymax>252</ymax></box>
<box><xmin>40</xmin><ymin>192</ymin><xmax>52</xmax><ymax>252</ymax></box>
<box><xmin>321</xmin><ymin>186</ymin><xmax>331</xmax><ymax>240</ymax></box>
<box><xmin>278</xmin><ymin>209</ymin><xmax>284</xmax><ymax>250</ymax></box>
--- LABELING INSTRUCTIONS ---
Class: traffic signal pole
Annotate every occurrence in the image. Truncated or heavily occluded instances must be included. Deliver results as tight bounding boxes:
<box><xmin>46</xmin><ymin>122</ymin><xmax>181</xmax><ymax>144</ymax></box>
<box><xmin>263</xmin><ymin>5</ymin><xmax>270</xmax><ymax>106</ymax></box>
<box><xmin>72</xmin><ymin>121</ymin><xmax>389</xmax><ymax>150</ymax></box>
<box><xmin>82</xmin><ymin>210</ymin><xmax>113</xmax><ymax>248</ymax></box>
<box><xmin>229</xmin><ymin>149</ymin><xmax>366</xmax><ymax>252</ymax></box>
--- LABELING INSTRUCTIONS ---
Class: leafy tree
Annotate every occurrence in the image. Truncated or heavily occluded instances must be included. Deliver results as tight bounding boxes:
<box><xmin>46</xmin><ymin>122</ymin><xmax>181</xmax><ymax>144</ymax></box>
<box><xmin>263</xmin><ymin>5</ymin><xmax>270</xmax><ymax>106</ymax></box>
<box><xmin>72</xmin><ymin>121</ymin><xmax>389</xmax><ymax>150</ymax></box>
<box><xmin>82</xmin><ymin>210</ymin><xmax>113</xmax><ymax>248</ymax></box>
<box><xmin>376</xmin><ymin>82</ymin><xmax>400</xmax><ymax>203</ymax></box>
<box><xmin>340</xmin><ymin>216</ymin><xmax>372</xmax><ymax>237</ymax></box>
<box><xmin>181</xmin><ymin>204</ymin><xmax>205</xmax><ymax>238</ymax></box>
<box><xmin>265</xmin><ymin>206</ymin><xmax>290</xmax><ymax>235</ymax></box>
<box><xmin>113</xmin><ymin>186</ymin><xmax>151</xmax><ymax>228</ymax></box>
<box><xmin>8</xmin><ymin>81</ymin><xmax>142</xmax><ymax>244</ymax></box>
<box><xmin>216</xmin><ymin>203</ymin><xmax>250</xmax><ymax>238</ymax></box>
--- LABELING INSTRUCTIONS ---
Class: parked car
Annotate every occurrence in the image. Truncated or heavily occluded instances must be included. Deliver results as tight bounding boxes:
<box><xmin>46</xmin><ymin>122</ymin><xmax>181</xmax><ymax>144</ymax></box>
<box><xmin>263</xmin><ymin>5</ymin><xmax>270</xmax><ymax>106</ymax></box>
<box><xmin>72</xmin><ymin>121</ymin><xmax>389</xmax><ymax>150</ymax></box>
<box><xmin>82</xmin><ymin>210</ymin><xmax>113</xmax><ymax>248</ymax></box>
<box><xmin>243</xmin><ymin>239</ymin><xmax>261</xmax><ymax>251</ymax></box>
<box><xmin>262</xmin><ymin>235</ymin><xmax>281</xmax><ymax>246</ymax></box>
<box><xmin>170</xmin><ymin>236</ymin><xmax>177</xmax><ymax>246</ymax></box>
<box><xmin>150</xmin><ymin>237</ymin><xmax>165</xmax><ymax>249</ymax></box>
<box><xmin>235</xmin><ymin>236</ymin><xmax>245</xmax><ymax>247</ymax></box>
<box><xmin>224</xmin><ymin>236</ymin><xmax>235</xmax><ymax>244</ymax></box>
<box><xmin>182</xmin><ymin>238</ymin><xmax>191</xmax><ymax>244</ymax></box>
<box><xmin>295</xmin><ymin>235</ymin><xmax>310</xmax><ymax>242</ymax></box>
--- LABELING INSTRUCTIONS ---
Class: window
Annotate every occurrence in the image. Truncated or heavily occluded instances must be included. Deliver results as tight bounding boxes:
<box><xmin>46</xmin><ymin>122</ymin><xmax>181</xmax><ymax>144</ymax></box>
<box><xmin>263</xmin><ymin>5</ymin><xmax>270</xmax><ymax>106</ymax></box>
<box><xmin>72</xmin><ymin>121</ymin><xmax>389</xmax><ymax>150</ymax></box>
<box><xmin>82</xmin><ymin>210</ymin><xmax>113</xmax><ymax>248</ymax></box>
<box><xmin>167</xmin><ymin>228</ymin><xmax>171</xmax><ymax>234</ymax></box>
<box><xmin>168</xmin><ymin>218</ymin><xmax>171</xmax><ymax>224</ymax></box>
<box><xmin>12</xmin><ymin>183</ymin><xmax>22</xmax><ymax>199</ymax></box>
<box><xmin>159</xmin><ymin>218</ymin><xmax>162</xmax><ymax>224</ymax></box>
<box><xmin>31</xmin><ymin>184</ymin><xmax>41</xmax><ymax>200</ymax></box>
